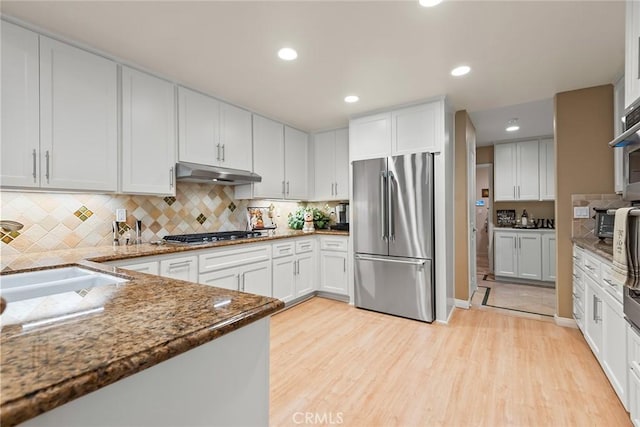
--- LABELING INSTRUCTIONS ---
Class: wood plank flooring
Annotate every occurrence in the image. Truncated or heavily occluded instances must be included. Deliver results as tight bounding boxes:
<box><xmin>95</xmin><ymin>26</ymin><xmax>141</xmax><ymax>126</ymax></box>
<box><xmin>270</xmin><ymin>298</ymin><xmax>630</xmax><ymax>427</ymax></box>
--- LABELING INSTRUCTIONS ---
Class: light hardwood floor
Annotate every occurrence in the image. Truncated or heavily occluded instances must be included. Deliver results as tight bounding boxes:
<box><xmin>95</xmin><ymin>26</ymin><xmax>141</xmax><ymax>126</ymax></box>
<box><xmin>270</xmin><ymin>298</ymin><xmax>630</xmax><ymax>427</ymax></box>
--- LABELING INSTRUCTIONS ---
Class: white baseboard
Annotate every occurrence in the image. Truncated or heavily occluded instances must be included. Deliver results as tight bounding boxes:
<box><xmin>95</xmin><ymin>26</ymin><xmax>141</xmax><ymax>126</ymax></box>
<box><xmin>454</xmin><ymin>299</ymin><xmax>470</xmax><ymax>309</ymax></box>
<box><xmin>554</xmin><ymin>315</ymin><xmax>578</xmax><ymax>328</ymax></box>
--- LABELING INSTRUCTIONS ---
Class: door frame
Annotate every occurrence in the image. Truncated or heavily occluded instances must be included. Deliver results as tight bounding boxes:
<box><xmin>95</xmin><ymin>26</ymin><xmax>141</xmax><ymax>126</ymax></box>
<box><xmin>475</xmin><ymin>163</ymin><xmax>494</xmax><ymax>276</ymax></box>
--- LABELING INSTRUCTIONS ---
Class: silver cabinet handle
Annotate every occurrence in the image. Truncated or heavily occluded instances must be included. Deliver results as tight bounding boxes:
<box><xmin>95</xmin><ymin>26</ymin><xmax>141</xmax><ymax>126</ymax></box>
<box><xmin>334</xmin><ymin>182</ymin><xmax>338</xmax><ymax>196</ymax></box>
<box><xmin>167</xmin><ymin>260</ymin><xmax>191</xmax><ymax>270</ymax></box>
<box><xmin>221</xmin><ymin>144</ymin><xmax>225</xmax><ymax>162</ymax></box>
<box><xmin>237</xmin><ymin>274</ymin><xmax>241</xmax><ymax>291</ymax></box>
<box><xmin>514</xmin><ymin>238</ymin><xmax>517</xmax><ymax>250</ymax></box>
<box><xmin>593</xmin><ymin>294</ymin><xmax>597</xmax><ymax>322</ymax></box>
<box><xmin>343</xmin><ymin>258</ymin><xmax>346</xmax><ymax>272</ymax></box>
<box><xmin>216</xmin><ymin>143</ymin><xmax>220</xmax><ymax>161</ymax></box>
<box><xmin>331</xmin><ymin>182</ymin><xmax>334</xmax><ymax>196</ymax></box>
<box><xmin>380</xmin><ymin>171</ymin><xmax>387</xmax><ymax>241</ymax></box>
<box><xmin>286</xmin><ymin>181</ymin><xmax>290</xmax><ymax>195</ymax></box>
<box><xmin>518</xmin><ymin>186</ymin><xmax>521</xmax><ymax>198</ymax></box>
<box><xmin>282</xmin><ymin>180</ymin><xmax>285</xmax><ymax>196</ymax></box>
<box><xmin>169</xmin><ymin>166</ymin><xmax>174</xmax><ymax>188</ymax></box>
<box><xmin>241</xmin><ymin>273</ymin><xmax>245</xmax><ymax>291</ymax></box>
<box><xmin>513</xmin><ymin>186</ymin><xmax>516</xmax><ymax>199</ymax></box>
<box><xmin>45</xmin><ymin>150</ymin><xmax>50</xmax><ymax>183</ymax></box>
<box><xmin>296</xmin><ymin>260</ymin><xmax>299</xmax><ymax>275</ymax></box>
<box><xmin>355</xmin><ymin>254</ymin><xmax>425</xmax><ymax>266</ymax></box>
<box><xmin>32</xmin><ymin>149</ymin><xmax>37</xmax><ymax>182</ymax></box>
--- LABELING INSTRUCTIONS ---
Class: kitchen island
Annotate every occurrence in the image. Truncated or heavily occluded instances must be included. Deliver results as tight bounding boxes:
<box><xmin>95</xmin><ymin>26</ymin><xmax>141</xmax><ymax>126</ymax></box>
<box><xmin>0</xmin><ymin>252</ymin><xmax>283</xmax><ymax>426</ymax></box>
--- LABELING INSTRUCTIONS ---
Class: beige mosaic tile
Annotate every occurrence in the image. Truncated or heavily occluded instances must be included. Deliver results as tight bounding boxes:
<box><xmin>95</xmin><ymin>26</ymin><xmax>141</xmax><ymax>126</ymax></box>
<box><xmin>571</xmin><ymin>193</ymin><xmax>627</xmax><ymax>238</ymax></box>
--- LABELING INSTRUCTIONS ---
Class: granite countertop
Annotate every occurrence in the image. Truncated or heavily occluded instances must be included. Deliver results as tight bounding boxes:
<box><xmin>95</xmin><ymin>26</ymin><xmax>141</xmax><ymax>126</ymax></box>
<box><xmin>572</xmin><ymin>237</ymin><xmax>614</xmax><ymax>262</ymax></box>
<box><xmin>0</xmin><ymin>231</ymin><xmax>352</xmax><ymax>425</ymax></box>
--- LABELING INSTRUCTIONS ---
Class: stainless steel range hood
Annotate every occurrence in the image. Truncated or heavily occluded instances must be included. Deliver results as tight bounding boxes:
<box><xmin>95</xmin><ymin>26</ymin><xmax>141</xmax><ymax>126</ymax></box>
<box><xmin>175</xmin><ymin>162</ymin><xmax>261</xmax><ymax>185</ymax></box>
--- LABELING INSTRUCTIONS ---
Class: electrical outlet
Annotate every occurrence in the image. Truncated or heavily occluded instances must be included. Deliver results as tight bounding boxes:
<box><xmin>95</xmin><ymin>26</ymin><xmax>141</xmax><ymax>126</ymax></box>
<box><xmin>573</xmin><ymin>206</ymin><xmax>590</xmax><ymax>219</ymax></box>
<box><xmin>116</xmin><ymin>208</ymin><xmax>127</xmax><ymax>222</ymax></box>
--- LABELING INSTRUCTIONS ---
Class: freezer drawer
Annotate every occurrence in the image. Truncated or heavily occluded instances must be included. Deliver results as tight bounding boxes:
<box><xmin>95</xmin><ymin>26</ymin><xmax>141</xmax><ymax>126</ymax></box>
<box><xmin>354</xmin><ymin>254</ymin><xmax>434</xmax><ymax>322</ymax></box>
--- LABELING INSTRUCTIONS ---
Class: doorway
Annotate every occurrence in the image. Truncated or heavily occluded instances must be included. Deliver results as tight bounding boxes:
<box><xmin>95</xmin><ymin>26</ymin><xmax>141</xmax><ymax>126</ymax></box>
<box><xmin>475</xmin><ymin>164</ymin><xmax>492</xmax><ymax>277</ymax></box>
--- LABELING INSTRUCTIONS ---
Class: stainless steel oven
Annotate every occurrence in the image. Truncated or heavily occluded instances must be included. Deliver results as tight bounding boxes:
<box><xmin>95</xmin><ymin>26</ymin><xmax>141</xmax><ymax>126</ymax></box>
<box><xmin>615</xmin><ymin>99</ymin><xmax>640</xmax><ymax>201</ymax></box>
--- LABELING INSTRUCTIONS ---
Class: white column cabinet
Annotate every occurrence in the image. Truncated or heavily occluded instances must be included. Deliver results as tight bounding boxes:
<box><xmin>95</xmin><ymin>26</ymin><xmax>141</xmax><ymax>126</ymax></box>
<box><xmin>39</xmin><ymin>36</ymin><xmax>118</xmax><ymax>192</ymax></box>
<box><xmin>251</xmin><ymin>115</ymin><xmax>285</xmax><ymax>199</ymax></box>
<box><xmin>313</xmin><ymin>128</ymin><xmax>349</xmax><ymax>200</ymax></box>
<box><xmin>1</xmin><ymin>21</ymin><xmax>40</xmax><ymax>188</ymax></box>
<box><xmin>284</xmin><ymin>126</ymin><xmax>309</xmax><ymax>200</ymax></box>
<box><xmin>160</xmin><ymin>255</ymin><xmax>198</xmax><ymax>283</ymax></box>
<box><xmin>625</xmin><ymin>0</ymin><xmax>640</xmax><ymax>108</ymax></box>
<box><xmin>121</xmin><ymin>67</ymin><xmax>176</xmax><ymax>195</ymax></box>
<box><xmin>538</xmin><ymin>138</ymin><xmax>555</xmax><ymax>200</ymax></box>
<box><xmin>494</xmin><ymin>140</ymin><xmax>540</xmax><ymax>201</ymax></box>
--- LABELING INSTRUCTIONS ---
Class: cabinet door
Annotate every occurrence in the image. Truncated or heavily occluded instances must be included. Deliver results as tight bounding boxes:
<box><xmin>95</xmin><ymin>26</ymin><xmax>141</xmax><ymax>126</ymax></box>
<box><xmin>1</xmin><ymin>22</ymin><xmax>40</xmax><ymax>188</ymax></box>
<box><xmin>349</xmin><ymin>112</ymin><xmax>391</xmax><ymax>161</ymax></box>
<box><xmin>320</xmin><ymin>251</ymin><xmax>348</xmax><ymax>295</ymax></box>
<box><xmin>121</xmin><ymin>67</ymin><xmax>176</xmax><ymax>195</ymax></box>
<box><xmin>160</xmin><ymin>255</ymin><xmax>198</xmax><ymax>282</ymax></box>
<box><xmin>585</xmin><ymin>278</ymin><xmax>604</xmax><ymax>359</ymax></box>
<box><xmin>40</xmin><ymin>37</ymin><xmax>117</xmax><ymax>191</ymax></box>
<box><xmin>177</xmin><ymin>86</ymin><xmax>219</xmax><ymax>166</ymax></box>
<box><xmin>494</xmin><ymin>232</ymin><xmax>518</xmax><ymax>277</ymax></box>
<box><xmin>272</xmin><ymin>256</ymin><xmax>295</xmax><ymax>303</ymax></box>
<box><xmin>493</xmin><ymin>143</ymin><xmax>516</xmax><ymax>201</ymax></box>
<box><xmin>241</xmin><ymin>261</ymin><xmax>272</xmax><ymax>297</ymax></box>
<box><xmin>391</xmin><ymin>101</ymin><xmax>443</xmax><ymax>155</ymax></box>
<box><xmin>542</xmin><ymin>234</ymin><xmax>556</xmax><ymax>282</ymax></box>
<box><xmin>219</xmin><ymin>101</ymin><xmax>252</xmax><ymax>171</ymax></box>
<box><xmin>284</xmin><ymin>126</ymin><xmax>309</xmax><ymax>200</ymax></box>
<box><xmin>518</xmin><ymin>233</ymin><xmax>542</xmax><ymax>280</ymax></box>
<box><xmin>630</xmin><ymin>366</ymin><xmax>640</xmax><ymax>427</ymax></box>
<box><xmin>252</xmin><ymin>115</ymin><xmax>284</xmax><ymax>198</ymax></box>
<box><xmin>601</xmin><ymin>293</ymin><xmax>628</xmax><ymax>409</ymax></box>
<box><xmin>313</xmin><ymin>131</ymin><xmax>336</xmax><ymax>200</ymax></box>
<box><xmin>295</xmin><ymin>253</ymin><xmax>315</xmax><ymax>297</ymax></box>
<box><xmin>199</xmin><ymin>268</ymin><xmax>239</xmax><ymax>291</ymax></box>
<box><xmin>516</xmin><ymin>140</ymin><xmax>540</xmax><ymax>200</ymax></box>
<box><xmin>334</xmin><ymin>128</ymin><xmax>350</xmax><ymax>199</ymax></box>
<box><xmin>626</xmin><ymin>0</ymin><xmax>640</xmax><ymax>108</ymax></box>
<box><xmin>538</xmin><ymin>139</ymin><xmax>555</xmax><ymax>201</ymax></box>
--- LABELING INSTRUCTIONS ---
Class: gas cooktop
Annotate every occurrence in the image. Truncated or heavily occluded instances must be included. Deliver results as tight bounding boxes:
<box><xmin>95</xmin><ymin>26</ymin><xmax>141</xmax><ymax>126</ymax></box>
<box><xmin>162</xmin><ymin>231</ymin><xmax>265</xmax><ymax>245</ymax></box>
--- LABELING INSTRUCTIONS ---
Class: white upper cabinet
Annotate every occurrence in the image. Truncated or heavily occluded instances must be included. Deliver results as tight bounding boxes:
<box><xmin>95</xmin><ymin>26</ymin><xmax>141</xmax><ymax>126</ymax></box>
<box><xmin>494</xmin><ymin>140</ymin><xmax>541</xmax><ymax>201</ymax></box>
<box><xmin>626</xmin><ymin>0</ymin><xmax>640</xmax><ymax>108</ymax></box>
<box><xmin>349</xmin><ymin>112</ymin><xmax>391</xmax><ymax>161</ymax></box>
<box><xmin>251</xmin><ymin>115</ymin><xmax>285</xmax><ymax>198</ymax></box>
<box><xmin>178</xmin><ymin>87</ymin><xmax>219</xmax><ymax>166</ymax></box>
<box><xmin>178</xmin><ymin>87</ymin><xmax>252</xmax><ymax>171</ymax></box>
<box><xmin>349</xmin><ymin>98</ymin><xmax>445</xmax><ymax>161</ymax></box>
<box><xmin>121</xmin><ymin>67</ymin><xmax>176</xmax><ymax>195</ymax></box>
<box><xmin>1</xmin><ymin>22</ymin><xmax>40</xmax><ymax>188</ymax></box>
<box><xmin>219</xmin><ymin>102</ymin><xmax>252</xmax><ymax>171</ymax></box>
<box><xmin>40</xmin><ymin>36</ymin><xmax>118</xmax><ymax>192</ymax></box>
<box><xmin>313</xmin><ymin>128</ymin><xmax>349</xmax><ymax>200</ymax></box>
<box><xmin>538</xmin><ymin>138</ymin><xmax>555</xmax><ymax>200</ymax></box>
<box><xmin>392</xmin><ymin>102</ymin><xmax>443</xmax><ymax>155</ymax></box>
<box><xmin>284</xmin><ymin>126</ymin><xmax>309</xmax><ymax>200</ymax></box>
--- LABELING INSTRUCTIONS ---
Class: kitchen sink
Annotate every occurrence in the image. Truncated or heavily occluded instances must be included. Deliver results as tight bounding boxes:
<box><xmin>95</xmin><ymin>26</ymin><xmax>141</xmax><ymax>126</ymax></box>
<box><xmin>0</xmin><ymin>267</ymin><xmax>128</xmax><ymax>303</ymax></box>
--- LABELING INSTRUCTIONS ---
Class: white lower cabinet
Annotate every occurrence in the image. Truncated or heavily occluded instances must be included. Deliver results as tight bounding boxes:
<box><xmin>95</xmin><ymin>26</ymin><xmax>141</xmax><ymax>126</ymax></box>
<box><xmin>160</xmin><ymin>255</ymin><xmax>198</xmax><ymax>282</ymax></box>
<box><xmin>319</xmin><ymin>236</ymin><xmax>349</xmax><ymax>295</ymax></box>
<box><xmin>271</xmin><ymin>239</ymin><xmax>316</xmax><ymax>303</ymax></box>
<box><xmin>573</xmin><ymin>244</ymin><xmax>628</xmax><ymax>411</ymax></box>
<box><xmin>494</xmin><ymin>230</ymin><xmax>552</xmax><ymax>282</ymax></box>
<box><xmin>240</xmin><ymin>262</ymin><xmax>272</xmax><ymax>296</ymax></box>
<box><xmin>117</xmin><ymin>260</ymin><xmax>160</xmax><ymax>276</ymax></box>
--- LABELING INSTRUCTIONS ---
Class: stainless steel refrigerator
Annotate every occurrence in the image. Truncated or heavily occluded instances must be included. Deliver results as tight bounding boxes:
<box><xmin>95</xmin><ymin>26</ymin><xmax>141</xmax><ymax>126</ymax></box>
<box><xmin>353</xmin><ymin>153</ymin><xmax>435</xmax><ymax>322</ymax></box>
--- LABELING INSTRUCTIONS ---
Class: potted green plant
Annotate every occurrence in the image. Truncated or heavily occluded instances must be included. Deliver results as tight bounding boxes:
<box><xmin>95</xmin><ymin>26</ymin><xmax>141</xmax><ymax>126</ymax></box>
<box><xmin>288</xmin><ymin>207</ymin><xmax>331</xmax><ymax>230</ymax></box>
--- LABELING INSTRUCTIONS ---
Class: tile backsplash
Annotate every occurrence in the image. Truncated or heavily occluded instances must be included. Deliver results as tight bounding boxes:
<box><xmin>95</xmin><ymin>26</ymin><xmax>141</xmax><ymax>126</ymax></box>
<box><xmin>571</xmin><ymin>193</ymin><xmax>627</xmax><ymax>238</ymax></box>
<box><xmin>0</xmin><ymin>184</ymin><xmax>342</xmax><ymax>256</ymax></box>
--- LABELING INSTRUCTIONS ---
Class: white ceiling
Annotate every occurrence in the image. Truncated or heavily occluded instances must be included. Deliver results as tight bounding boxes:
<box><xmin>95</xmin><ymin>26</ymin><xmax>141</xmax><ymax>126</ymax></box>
<box><xmin>0</xmin><ymin>0</ymin><xmax>625</xmax><ymax>133</ymax></box>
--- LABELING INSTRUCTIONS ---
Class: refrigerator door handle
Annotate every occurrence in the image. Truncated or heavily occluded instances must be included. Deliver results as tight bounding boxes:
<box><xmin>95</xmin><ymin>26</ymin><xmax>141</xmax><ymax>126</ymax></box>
<box><xmin>388</xmin><ymin>171</ymin><xmax>395</xmax><ymax>241</ymax></box>
<box><xmin>355</xmin><ymin>254</ymin><xmax>425</xmax><ymax>267</ymax></box>
<box><xmin>380</xmin><ymin>171</ymin><xmax>388</xmax><ymax>241</ymax></box>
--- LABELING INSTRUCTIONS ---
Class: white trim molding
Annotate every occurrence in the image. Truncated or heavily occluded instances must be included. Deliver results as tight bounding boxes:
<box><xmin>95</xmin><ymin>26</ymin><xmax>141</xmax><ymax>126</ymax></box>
<box><xmin>455</xmin><ymin>299</ymin><xmax>471</xmax><ymax>309</ymax></box>
<box><xmin>554</xmin><ymin>315</ymin><xmax>578</xmax><ymax>328</ymax></box>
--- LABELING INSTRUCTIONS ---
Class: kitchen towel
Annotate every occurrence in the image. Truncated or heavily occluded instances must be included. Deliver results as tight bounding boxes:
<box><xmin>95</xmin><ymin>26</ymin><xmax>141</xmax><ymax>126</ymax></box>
<box><xmin>612</xmin><ymin>207</ymin><xmax>640</xmax><ymax>288</ymax></box>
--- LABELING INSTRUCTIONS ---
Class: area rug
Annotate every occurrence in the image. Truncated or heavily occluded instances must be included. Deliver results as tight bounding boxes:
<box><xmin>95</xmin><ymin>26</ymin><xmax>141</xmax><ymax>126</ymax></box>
<box><xmin>482</xmin><ymin>282</ymin><xmax>555</xmax><ymax>317</ymax></box>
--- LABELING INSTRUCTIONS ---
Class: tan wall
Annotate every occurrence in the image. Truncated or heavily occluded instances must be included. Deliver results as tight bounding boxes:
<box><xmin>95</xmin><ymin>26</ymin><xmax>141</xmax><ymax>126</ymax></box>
<box><xmin>555</xmin><ymin>85</ymin><xmax>614</xmax><ymax>318</ymax></box>
<box><xmin>476</xmin><ymin>146</ymin><xmax>494</xmax><ymax>165</ymax></box>
<box><xmin>454</xmin><ymin>110</ymin><xmax>476</xmax><ymax>302</ymax></box>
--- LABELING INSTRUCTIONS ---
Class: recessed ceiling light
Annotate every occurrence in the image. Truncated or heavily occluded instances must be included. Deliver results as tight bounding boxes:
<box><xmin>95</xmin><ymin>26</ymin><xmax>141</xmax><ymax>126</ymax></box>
<box><xmin>278</xmin><ymin>47</ymin><xmax>297</xmax><ymax>61</ymax></box>
<box><xmin>450</xmin><ymin>65</ymin><xmax>471</xmax><ymax>77</ymax></box>
<box><xmin>419</xmin><ymin>0</ymin><xmax>443</xmax><ymax>7</ymax></box>
<box><xmin>344</xmin><ymin>95</ymin><xmax>359</xmax><ymax>103</ymax></box>
<box><xmin>506</xmin><ymin>119</ymin><xmax>520</xmax><ymax>132</ymax></box>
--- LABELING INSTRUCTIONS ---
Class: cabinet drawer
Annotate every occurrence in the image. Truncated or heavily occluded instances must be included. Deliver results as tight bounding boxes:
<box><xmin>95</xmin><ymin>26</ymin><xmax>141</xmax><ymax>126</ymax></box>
<box><xmin>295</xmin><ymin>239</ymin><xmax>315</xmax><ymax>254</ymax></box>
<box><xmin>272</xmin><ymin>242</ymin><xmax>294</xmax><ymax>258</ymax></box>
<box><xmin>582</xmin><ymin>252</ymin><xmax>601</xmax><ymax>283</ymax></box>
<box><xmin>629</xmin><ymin>322</ymin><xmax>640</xmax><ymax>368</ymax></box>
<box><xmin>601</xmin><ymin>262</ymin><xmax>624</xmax><ymax>303</ymax></box>
<box><xmin>199</xmin><ymin>244</ymin><xmax>271</xmax><ymax>273</ymax></box>
<box><xmin>119</xmin><ymin>260</ymin><xmax>159</xmax><ymax>276</ymax></box>
<box><xmin>320</xmin><ymin>237</ymin><xmax>348</xmax><ymax>252</ymax></box>
<box><xmin>573</xmin><ymin>246</ymin><xmax>584</xmax><ymax>270</ymax></box>
<box><xmin>573</xmin><ymin>265</ymin><xmax>584</xmax><ymax>291</ymax></box>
